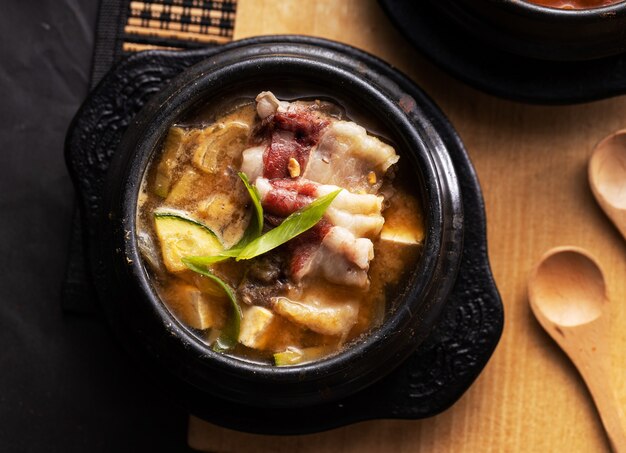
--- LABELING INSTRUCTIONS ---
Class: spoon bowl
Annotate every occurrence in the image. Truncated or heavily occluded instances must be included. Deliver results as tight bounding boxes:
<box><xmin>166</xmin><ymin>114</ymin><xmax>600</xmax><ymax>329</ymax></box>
<box><xmin>528</xmin><ymin>246</ymin><xmax>626</xmax><ymax>452</ymax></box>
<box><xmin>589</xmin><ymin>130</ymin><xmax>626</xmax><ymax>240</ymax></box>
<box><xmin>529</xmin><ymin>248</ymin><xmax>605</xmax><ymax>327</ymax></box>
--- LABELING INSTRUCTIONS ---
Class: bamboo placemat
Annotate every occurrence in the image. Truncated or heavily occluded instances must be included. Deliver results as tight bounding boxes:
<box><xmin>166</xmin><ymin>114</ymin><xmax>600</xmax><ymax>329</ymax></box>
<box><xmin>124</xmin><ymin>0</ymin><xmax>236</xmax><ymax>51</ymax></box>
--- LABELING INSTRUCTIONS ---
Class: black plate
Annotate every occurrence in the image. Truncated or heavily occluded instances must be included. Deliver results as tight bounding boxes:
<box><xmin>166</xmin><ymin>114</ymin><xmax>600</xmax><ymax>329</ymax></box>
<box><xmin>379</xmin><ymin>0</ymin><xmax>626</xmax><ymax>104</ymax></box>
<box><xmin>65</xmin><ymin>35</ymin><xmax>503</xmax><ymax>434</ymax></box>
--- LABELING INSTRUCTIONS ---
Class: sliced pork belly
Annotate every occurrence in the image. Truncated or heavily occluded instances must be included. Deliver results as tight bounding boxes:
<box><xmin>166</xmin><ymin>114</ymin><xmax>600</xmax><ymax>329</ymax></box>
<box><xmin>289</xmin><ymin>230</ymin><xmax>372</xmax><ymax>288</ymax></box>
<box><xmin>255</xmin><ymin>177</ymin><xmax>384</xmax><ymax>238</ymax></box>
<box><xmin>303</xmin><ymin>121</ymin><xmax>399</xmax><ymax>193</ymax></box>
<box><xmin>254</xmin><ymin>177</ymin><xmax>378</xmax><ymax>288</ymax></box>
<box><xmin>322</xmin><ymin>227</ymin><xmax>374</xmax><ymax>270</ymax></box>
<box><xmin>251</xmin><ymin>92</ymin><xmax>331</xmax><ymax>180</ymax></box>
<box><xmin>317</xmin><ymin>184</ymin><xmax>383</xmax><ymax>215</ymax></box>
<box><xmin>236</xmin><ymin>92</ymin><xmax>399</xmax><ymax>291</ymax></box>
<box><xmin>241</xmin><ymin>92</ymin><xmax>399</xmax><ymax>193</ymax></box>
<box><xmin>254</xmin><ymin>177</ymin><xmax>316</xmax><ymax>217</ymax></box>
<box><xmin>325</xmin><ymin>209</ymin><xmax>384</xmax><ymax>239</ymax></box>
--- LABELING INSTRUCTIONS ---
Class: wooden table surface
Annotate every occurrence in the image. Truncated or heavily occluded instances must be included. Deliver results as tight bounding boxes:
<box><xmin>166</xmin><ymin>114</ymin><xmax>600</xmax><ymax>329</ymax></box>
<box><xmin>189</xmin><ymin>1</ymin><xmax>626</xmax><ymax>451</ymax></box>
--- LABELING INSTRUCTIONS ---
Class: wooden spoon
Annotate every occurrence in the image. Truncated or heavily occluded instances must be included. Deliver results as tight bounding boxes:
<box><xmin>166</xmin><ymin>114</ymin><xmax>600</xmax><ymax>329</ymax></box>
<box><xmin>589</xmin><ymin>130</ymin><xmax>626</xmax><ymax>241</ymax></box>
<box><xmin>528</xmin><ymin>246</ymin><xmax>626</xmax><ymax>453</ymax></box>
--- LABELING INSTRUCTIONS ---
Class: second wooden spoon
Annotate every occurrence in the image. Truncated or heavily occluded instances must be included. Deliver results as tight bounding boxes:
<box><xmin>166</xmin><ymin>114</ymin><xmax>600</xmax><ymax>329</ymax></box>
<box><xmin>589</xmin><ymin>130</ymin><xmax>626</xmax><ymax>241</ymax></box>
<box><xmin>528</xmin><ymin>246</ymin><xmax>626</xmax><ymax>452</ymax></box>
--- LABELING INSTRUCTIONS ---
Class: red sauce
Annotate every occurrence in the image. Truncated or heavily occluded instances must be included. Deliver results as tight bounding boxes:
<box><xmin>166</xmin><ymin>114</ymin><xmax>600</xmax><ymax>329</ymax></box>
<box><xmin>525</xmin><ymin>0</ymin><xmax>623</xmax><ymax>9</ymax></box>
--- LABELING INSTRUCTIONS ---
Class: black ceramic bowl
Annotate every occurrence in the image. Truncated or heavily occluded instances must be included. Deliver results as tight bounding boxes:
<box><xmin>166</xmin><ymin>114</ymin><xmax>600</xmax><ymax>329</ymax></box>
<box><xmin>97</xmin><ymin>41</ymin><xmax>464</xmax><ymax>410</ymax></box>
<box><xmin>428</xmin><ymin>0</ymin><xmax>626</xmax><ymax>61</ymax></box>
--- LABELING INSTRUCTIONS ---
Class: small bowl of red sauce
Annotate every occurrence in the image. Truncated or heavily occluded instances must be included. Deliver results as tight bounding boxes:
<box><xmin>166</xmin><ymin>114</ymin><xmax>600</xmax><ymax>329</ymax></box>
<box><xmin>427</xmin><ymin>0</ymin><xmax>626</xmax><ymax>60</ymax></box>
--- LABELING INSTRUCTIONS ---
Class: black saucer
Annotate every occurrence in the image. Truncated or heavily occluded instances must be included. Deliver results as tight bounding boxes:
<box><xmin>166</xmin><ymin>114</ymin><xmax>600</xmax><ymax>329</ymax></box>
<box><xmin>379</xmin><ymin>0</ymin><xmax>626</xmax><ymax>104</ymax></box>
<box><xmin>65</xmin><ymin>35</ymin><xmax>503</xmax><ymax>434</ymax></box>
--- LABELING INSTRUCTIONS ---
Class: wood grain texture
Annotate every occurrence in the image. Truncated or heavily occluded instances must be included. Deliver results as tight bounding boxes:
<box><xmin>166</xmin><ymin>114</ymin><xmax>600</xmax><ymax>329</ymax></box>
<box><xmin>189</xmin><ymin>0</ymin><xmax>626</xmax><ymax>451</ymax></box>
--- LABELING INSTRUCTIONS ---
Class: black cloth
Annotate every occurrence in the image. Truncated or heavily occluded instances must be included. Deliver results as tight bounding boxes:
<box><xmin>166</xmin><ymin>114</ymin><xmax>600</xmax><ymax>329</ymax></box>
<box><xmin>0</xmin><ymin>1</ymin><xmax>188</xmax><ymax>451</ymax></box>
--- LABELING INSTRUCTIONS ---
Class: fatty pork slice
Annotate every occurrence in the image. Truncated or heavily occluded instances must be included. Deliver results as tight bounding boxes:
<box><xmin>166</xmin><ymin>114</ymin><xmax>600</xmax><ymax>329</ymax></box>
<box><xmin>255</xmin><ymin>177</ymin><xmax>384</xmax><ymax>238</ymax></box>
<box><xmin>242</xmin><ymin>92</ymin><xmax>399</xmax><ymax>193</ymax></box>
<box><xmin>291</xmin><ymin>230</ymin><xmax>373</xmax><ymax>288</ymax></box>
<box><xmin>302</xmin><ymin>121</ymin><xmax>399</xmax><ymax>193</ymax></box>
<box><xmin>255</xmin><ymin>177</ymin><xmax>380</xmax><ymax>288</ymax></box>
<box><xmin>243</xmin><ymin>91</ymin><xmax>373</xmax><ymax>182</ymax></box>
<box><xmin>253</xmin><ymin>92</ymin><xmax>331</xmax><ymax>180</ymax></box>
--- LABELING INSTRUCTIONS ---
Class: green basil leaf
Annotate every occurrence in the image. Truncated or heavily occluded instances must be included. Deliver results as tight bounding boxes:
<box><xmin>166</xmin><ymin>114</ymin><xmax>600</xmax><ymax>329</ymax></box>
<box><xmin>238</xmin><ymin>171</ymin><xmax>263</xmax><ymax>237</ymax></box>
<box><xmin>181</xmin><ymin>258</ymin><xmax>242</xmax><ymax>351</ymax></box>
<box><xmin>236</xmin><ymin>189</ymin><xmax>341</xmax><ymax>261</ymax></box>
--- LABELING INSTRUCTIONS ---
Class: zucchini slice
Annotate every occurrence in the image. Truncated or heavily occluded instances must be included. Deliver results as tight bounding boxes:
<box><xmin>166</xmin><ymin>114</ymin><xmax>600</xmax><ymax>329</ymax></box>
<box><xmin>154</xmin><ymin>212</ymin><xmax>223</xmax><ymax>272</ymax></box>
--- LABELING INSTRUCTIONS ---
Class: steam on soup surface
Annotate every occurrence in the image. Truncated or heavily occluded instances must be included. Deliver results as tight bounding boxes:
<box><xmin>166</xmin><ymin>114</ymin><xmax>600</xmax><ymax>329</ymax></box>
<box><xmin>136</xmin><ymin>91</ymin><xmax>424</xmax><ymax>366</ymax></box>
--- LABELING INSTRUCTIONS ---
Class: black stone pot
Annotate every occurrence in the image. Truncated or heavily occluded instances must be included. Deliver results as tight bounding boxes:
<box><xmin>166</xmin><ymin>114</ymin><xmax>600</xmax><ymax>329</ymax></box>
<box><xmin>102</xmin><ymin>42</ymin><xmax>463</xmax><ymax>409</ymax></box>
<box><xmin>428</xmin><ymin>0</ymin><xmax>626</xmax><ymax>61</ymax></box>
<box><xmin>65</xmin><ymin>36</ymin><xmax>503</xmax><ymax>433</ymax></box>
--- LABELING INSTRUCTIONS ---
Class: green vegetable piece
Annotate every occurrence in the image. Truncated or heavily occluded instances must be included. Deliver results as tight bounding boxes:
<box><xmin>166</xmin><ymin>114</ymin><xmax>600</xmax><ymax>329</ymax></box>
<box><xmin>184</xmin><ymin>249</ymin><xmax>239</xmax><ymax>267</ymax></box>
<box><xmin>236</xmin><ymin>189</ymin><xmax>341</xmax><ymax>261</ymax></box>
<box><xmin>154</xmin><ymin>212</ymin><xmax>223</xmax><ymax>273</ymax></box>
<box><xmin>238</xmin><ymin>172</ymin><xmax>263</xmax><ymax>238</ymax></box>
<box><xmin>181</xmin><ymin>258</ymin><xmax>242</xmax><ymax>351</ymax></box>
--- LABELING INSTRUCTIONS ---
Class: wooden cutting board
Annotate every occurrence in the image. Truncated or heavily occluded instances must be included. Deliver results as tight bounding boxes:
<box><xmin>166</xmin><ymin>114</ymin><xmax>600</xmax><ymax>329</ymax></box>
<box><xmin>188</xmin><ymin>1</ymin><xmax>626</xmax><ymax>451</ymax></box>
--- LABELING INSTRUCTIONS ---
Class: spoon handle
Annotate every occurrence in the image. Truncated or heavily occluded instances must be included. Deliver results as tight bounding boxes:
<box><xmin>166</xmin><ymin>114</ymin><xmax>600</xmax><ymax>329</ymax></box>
<box><xmin>579</xmin><ymin>365</ymin><xmax>626</xmax><ymax>453</ymax></box>
<box><xmin>564</xmin><ymin>322</ymin><xmax>626</xmax><ymax>453</ymax></box>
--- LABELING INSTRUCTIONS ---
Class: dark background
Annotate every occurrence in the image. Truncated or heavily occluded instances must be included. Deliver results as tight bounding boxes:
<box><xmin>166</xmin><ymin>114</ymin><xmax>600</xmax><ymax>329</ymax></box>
<box><xmin>0</xmin><ymin>1</ymin><xmax>189</xmax><ymax>451</ymax></box>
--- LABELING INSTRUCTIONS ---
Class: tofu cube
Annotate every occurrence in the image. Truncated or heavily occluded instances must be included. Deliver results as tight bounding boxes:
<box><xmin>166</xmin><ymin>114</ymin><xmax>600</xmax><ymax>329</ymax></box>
<box><xmin>238</xmin><ymin>306</ymin><xmax>275</xmax><ymax>349</ymax></box>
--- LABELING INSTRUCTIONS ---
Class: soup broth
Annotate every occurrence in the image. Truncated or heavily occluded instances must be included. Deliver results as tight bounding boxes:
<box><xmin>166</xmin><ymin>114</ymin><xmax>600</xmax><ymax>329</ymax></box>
<box><xmin>137</xmin><ymin>92</ymin><xmax>424</xmax><ymax>366</ymax></box>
